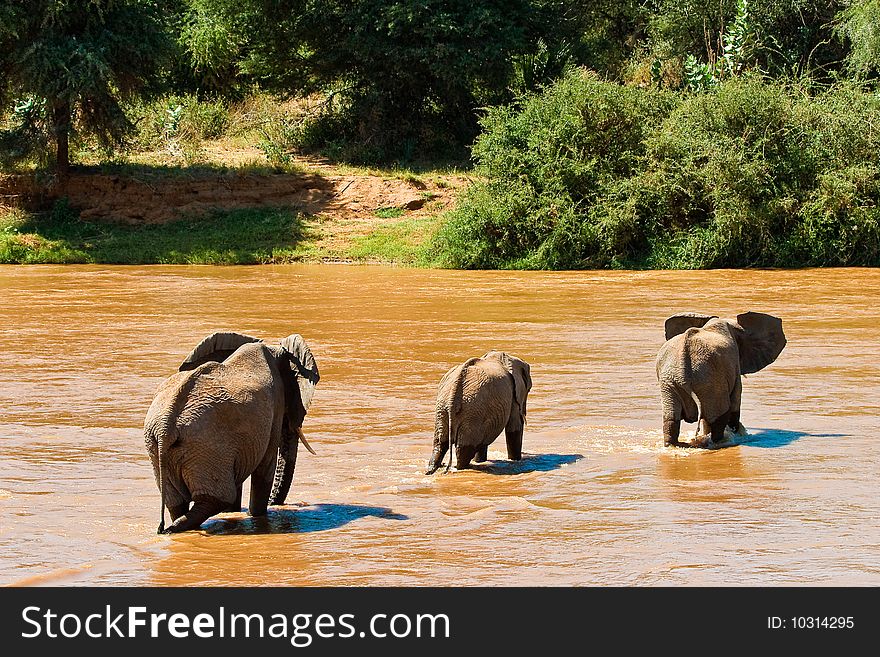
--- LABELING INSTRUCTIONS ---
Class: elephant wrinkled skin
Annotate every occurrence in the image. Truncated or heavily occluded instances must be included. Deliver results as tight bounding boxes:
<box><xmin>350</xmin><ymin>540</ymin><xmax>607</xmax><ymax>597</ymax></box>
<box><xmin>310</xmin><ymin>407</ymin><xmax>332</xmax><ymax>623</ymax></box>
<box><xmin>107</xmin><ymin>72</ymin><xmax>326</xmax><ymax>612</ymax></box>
<box><xmin>144</xmin><ymin>332</ymin><xmax>319</xmax><ymax>533</ymax></box>
<box><xmin>656</xmin><ymin>312</ymin><xmax>786</xmax><ymax>448</ymax></box>
<box><xmin>426</xmin><ymin>351</ymin><xmax>532</xmax><ymax>474</ymax></box>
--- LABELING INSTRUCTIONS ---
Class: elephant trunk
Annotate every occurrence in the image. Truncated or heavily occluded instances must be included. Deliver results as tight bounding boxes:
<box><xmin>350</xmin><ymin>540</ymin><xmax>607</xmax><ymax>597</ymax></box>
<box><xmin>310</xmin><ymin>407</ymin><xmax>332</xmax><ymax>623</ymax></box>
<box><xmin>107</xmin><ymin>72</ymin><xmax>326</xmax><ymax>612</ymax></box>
<box><xmin>269</xmin><ymin>423</ymin><xmax>300</xmax><ymax>506</ymax></box>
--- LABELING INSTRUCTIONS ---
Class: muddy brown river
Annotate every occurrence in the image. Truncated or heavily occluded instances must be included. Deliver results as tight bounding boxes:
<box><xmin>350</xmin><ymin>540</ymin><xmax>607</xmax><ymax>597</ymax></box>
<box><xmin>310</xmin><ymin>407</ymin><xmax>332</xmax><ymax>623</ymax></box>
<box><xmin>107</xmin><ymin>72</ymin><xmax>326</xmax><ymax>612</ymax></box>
<box><xmin>1</xmin><ymin>265</ymin><xmax>878</xmax><ymax>586</ymax></box>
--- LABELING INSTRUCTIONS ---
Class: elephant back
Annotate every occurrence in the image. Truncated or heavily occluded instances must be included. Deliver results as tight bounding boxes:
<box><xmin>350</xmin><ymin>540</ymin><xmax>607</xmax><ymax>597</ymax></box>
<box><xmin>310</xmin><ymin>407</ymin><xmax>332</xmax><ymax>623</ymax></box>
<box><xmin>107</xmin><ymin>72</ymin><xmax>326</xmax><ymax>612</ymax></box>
<box><xmin>179</xmin><ymin>332</ymin><xmax>263</xmax><ymax>371</ymax></box>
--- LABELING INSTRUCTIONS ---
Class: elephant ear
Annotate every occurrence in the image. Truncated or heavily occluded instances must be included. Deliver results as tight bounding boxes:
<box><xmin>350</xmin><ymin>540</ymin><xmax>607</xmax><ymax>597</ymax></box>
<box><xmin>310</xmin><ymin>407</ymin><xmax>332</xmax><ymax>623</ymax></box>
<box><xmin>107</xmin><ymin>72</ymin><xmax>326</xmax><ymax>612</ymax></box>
<box><xmin>488</xmin><ymin>351</ymin><xmax>532</xmax><ymax>419</ymax></box>
<box><xmin>664</xmin><ymin>313</ymin><xmax>717</xmax><ymax>340</ymax></box>
<box><xmin>178</xmin><ymin>332</ymin><xmax>262</xmax><ymax>371</ymax></box>
<box><xmin>278</xmin><ymin>334</ymin><xmax>320</xmax><ymax>427</ymax></box>
<box><xmin>735</xmin><ymin>312</ymin><xmax>786</xmax><ymax>375</ymax></box>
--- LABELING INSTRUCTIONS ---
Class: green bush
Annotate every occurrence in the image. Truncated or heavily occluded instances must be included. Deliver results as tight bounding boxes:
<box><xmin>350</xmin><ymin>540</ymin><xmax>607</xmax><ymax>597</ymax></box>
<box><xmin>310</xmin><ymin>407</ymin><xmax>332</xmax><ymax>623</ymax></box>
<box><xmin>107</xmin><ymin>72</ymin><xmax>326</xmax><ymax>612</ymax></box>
<box><xmin>434</xmin><ymin>70</ymin><xmax>676</xmax><ymax>268</ymax></box>
<box><xmin>433</xmin><ymin>70</ymin><xmax>880</xmax><ymax>269</ymax></box>
<box><xmin>129</xmin><ymin>95</ymin><xmax>229</xmax><ymax>150</ymax></box>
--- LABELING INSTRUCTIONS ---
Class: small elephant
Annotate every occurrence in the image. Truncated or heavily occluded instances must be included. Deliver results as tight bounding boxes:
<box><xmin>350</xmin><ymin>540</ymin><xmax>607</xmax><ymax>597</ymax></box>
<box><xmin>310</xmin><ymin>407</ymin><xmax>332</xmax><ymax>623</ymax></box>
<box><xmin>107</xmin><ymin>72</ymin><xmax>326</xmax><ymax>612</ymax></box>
<box><xmin>426</xmin><ymin>351</ymin><xmax>532</xmax><ymax>474</ymax></box>
<box><xmin>656</xmin><ymin>312</ymin><xmax>786</xmax><ymax>447</ymax></box>
<box><xmin>144</xmin><ymin>332</ymin><xmax>319</xmax><ymax>533</ymax></box>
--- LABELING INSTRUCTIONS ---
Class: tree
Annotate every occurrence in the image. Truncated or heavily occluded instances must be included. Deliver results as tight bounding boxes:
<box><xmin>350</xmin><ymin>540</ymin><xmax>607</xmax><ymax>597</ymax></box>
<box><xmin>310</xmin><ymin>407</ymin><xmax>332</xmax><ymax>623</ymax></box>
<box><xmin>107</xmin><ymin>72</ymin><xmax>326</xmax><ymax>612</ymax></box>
<box><xmin>644</xmin><ymin>0</ymin><xmax>847</xmax><ymax>83</ymax></box>
<box><xmin>837</xmin><ymin>0</ymin><xmax>880</xmax><ymax>78</ymax></box>
<box><xmin>168</xmin><ymin>0</ymin><xmax>253</xmax><ymax>98</ymax></box>
<box><xmin>204</xmin><ymin>0</ymin><xmax>577</xmax><ymax>161</ymax></box>
<box><xmin>0</xmin><ymin>0</ymin><xmax>171</xmax><ymax>174</ymax></box>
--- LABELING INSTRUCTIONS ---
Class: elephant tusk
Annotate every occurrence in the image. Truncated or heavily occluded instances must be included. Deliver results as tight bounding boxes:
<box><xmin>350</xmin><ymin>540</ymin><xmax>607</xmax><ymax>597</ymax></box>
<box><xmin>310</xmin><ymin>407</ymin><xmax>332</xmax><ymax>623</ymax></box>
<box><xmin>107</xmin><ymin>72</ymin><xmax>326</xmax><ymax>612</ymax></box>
<box><xmin>296</xmin><ymin>426</ymin><xmax>317</xmax><ymax>455</ymax></box>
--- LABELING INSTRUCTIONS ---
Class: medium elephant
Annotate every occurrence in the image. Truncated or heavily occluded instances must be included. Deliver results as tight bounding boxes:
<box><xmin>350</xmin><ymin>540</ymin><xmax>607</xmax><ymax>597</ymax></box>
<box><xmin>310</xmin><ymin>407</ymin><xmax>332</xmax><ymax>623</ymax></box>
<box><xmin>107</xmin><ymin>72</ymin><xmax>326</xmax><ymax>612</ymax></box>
<box><xmin>656</xmin><ymin>312</ymin><xmax>786</xmax><ymax>447</ymax></box>
<box><xmin>144</xmin><ymin>332</ymin><xmax>319</xmax><ymax>533</ymax></box>
<box><xmin>426</xmin><ymin>351</ymin><xmax>532</xmax><ymax>474</ymax></box>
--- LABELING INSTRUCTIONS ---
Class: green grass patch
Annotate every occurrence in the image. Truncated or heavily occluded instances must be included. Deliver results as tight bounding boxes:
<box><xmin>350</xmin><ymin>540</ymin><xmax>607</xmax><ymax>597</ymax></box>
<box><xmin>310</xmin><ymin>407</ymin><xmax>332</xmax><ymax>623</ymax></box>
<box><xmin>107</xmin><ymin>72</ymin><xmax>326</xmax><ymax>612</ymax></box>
<box><xmin>0</xmin><ymin>202</ymin><xmax>318</xmax><ymax>264</ymax></box>
<box><xmin>348</xmin><ymin>216</ymin><xmax>441</xmax><ymax>265</ymax></box>
<box><xmin>374</xmin><ymin>206</ymin><xmax>406</xmax><ymax>219</ymax></box>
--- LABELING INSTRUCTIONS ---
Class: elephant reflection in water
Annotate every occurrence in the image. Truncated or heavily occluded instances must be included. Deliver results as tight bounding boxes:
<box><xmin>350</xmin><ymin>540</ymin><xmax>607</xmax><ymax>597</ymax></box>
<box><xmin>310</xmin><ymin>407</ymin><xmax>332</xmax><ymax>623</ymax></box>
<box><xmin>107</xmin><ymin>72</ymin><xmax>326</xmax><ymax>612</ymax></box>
<box><xmin>656</xmin><ymin>312</ymin><xmax>786</xmax><ymax>448</ymax></box>
<box><xmin>144</xmin><ymin>332</ymin><xmax>320</xmax><ymax>533</ymax></box>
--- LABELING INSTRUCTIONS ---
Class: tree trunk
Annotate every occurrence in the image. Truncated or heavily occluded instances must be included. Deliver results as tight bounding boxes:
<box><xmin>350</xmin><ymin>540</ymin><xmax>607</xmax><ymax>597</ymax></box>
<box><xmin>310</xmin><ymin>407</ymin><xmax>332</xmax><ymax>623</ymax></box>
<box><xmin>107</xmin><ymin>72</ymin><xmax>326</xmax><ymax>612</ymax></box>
<box><xmin>52</xmin><ymin>101</ymin><xmax>71</xmax><ymax>177</ymax></box>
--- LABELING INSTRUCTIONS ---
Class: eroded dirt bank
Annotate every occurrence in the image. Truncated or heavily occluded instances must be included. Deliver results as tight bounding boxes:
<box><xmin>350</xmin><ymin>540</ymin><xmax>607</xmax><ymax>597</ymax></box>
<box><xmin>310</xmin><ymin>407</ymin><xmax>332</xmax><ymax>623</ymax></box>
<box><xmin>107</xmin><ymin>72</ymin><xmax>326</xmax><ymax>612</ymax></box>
<box><xmin>0</xmin><ymin>169</ymin><xmax>465</xmax><ymax>224</ymax></box>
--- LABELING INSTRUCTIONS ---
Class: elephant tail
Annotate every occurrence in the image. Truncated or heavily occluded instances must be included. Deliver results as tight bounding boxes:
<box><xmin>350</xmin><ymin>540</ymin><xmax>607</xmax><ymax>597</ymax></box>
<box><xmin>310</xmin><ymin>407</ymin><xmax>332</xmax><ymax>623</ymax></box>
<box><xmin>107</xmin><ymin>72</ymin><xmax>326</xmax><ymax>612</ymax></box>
<box><xmin>157</xmin><ymin>456</ymin><xmax>167</xmax><ymax>534</ymax></box>
<box><xmin>153</xmin><ymin>422</ymin><xmax>180</xmax><ymax>535</ymax></box>
<box><xmin>446</xmin><ymin>358</ymin><xmax>479</xmax><ymax>471</ymax></box>
<box><xmin>446</xmin><ymin>408</ymin><xmax>454</xmax><ymax>472</ymax></box>
<box><xmin>149</xmin><ymin>372</ymin><xmax>199</xmax><ymax>534</ymax></box>
<box><xmin>689</xmin><ymin>390</ymin><xmax>702</xmax><ymax>425</ymax></box>
<box><xmin>146</xmin><ymin>423</ymin><xmax>176</xmax><ymax>534</ymax></box>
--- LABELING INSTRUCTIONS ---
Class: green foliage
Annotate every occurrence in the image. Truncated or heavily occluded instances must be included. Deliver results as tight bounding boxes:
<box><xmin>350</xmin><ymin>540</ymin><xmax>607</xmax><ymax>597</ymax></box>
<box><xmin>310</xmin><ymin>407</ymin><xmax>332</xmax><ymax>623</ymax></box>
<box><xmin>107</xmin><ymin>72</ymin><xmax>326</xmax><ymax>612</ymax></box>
<box><xmin>679</xmin><ymin>0</ymin><xmax>754</xmax><ymax>91</ymax></box>
<box><xmin>128</xmin><ymin>95</ymin><xmax>229</xmax><ymax>152</ymax></box>
<box><xmin>511</xmin><ymin>38</ymin><xmax>575</xmax><ymax>94</ymax></box>
<box><xmin>837</xmin><ymin>0</ymin><xmax>880</xmax><ymax>78</ymax></box>
<box><xmin>751</xmin><ymin>0</ymin><xmax>848</xmax><ymax>78</ymax></box>
<box><xmin>433</xmin><ymin>71</ymin><xmax>880</xmax><ymax>269</ymax></box>
<box><xmin>684</xmin><ymin>55</ymin><xmax>718</xmax><ymax>92</ymax></box>
<box><xmin>214</xmin><ymin>0</ymin><xmax>583</xmax><ymax>163</ymax></box>
<box><xmin>4</xmin><ymin>1</ymin><xmax>880</xmax><ymax>273</ymax></box>
<box><xmin>434</xmin><ymin>70</ymin><xmax>677</xmax><ymax>268</ymax></box>
<box><xmin>177</xmin><ymin>0</ymin><xmax>247</xmax><ymax>94</ymax></box>
<box><xmin>0</xmin><ymin>0</ymin><xmax>172</xmax><ymax>171</ymax></box>
<box><xmin>721</xmin><ymin>0</ymin><xmax>753</xmax><ymax>76</ymax></box>
<box><xmin>644</xmin><ymin>0</ymin><xmax>847</xmax><ymax>85</ymax></box>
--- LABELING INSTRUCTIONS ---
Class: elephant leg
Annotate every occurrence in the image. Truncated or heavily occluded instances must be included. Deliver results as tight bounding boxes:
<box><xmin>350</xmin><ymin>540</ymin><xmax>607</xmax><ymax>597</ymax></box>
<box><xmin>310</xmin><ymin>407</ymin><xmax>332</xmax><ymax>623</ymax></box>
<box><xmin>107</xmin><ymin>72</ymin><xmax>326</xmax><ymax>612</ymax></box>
<box><xmin>225</xmin><ymin>485</ymin><xmax>243</xmax><ymax>513</ymax></box>
<box><xmin>456</xmin><ymin>444</ymin><xmax>478</xmax><ymax>469</ymax></box>
<box><xmin>505</xmin><ymin>410</ymin><xmax>524</xmax><ymax>460</ymax></box>
<box><xmin>728</xmin><ymin>377</ymin><xmax>745</xmax><ymax>434</ymax></box>
<box><xmin>168</xmin><ymin>502</ymin><xmax>190</xmax><ymax>522</ymax></box>
<box><xmin>708</xmin><ymin>412</ymin><xmax>731</xmax><ymax>447</ymax></box>
<box><xmin>663</xmin><ymin>418</ymin><xmax>682</xmax><ymax>446</ymax></box>
<box><xmin>248</xmin><ymin>453</ymin><xmax>276</xmax><ymax>518</ymax></box>
<box><xmin>661</xmin><ymin>385</ymin><xmax>683</xmax><ymax>446</ymax></box>
<box><xmin>426</xmin><ymin>442</ymin><xmax>448</xmax><ymax>475</ymax></box>
<box><xmin>474</xmin><ymin>445</ymin><xmax>488</xmax><ymax>463</ymax></box>
<box><xmin>160</xmin><ymin>479</ymin><xmax>191</xmax><ymax>530</ymax></box>
<box><xmin>165</xmin><ymin>495</ymin><xmax>228</xmax><ymax>533</ymax></box>
<box><xmin>505</xmin><ymin>427</ymin><xmax>523</xmax><ymax>461</ymax></box>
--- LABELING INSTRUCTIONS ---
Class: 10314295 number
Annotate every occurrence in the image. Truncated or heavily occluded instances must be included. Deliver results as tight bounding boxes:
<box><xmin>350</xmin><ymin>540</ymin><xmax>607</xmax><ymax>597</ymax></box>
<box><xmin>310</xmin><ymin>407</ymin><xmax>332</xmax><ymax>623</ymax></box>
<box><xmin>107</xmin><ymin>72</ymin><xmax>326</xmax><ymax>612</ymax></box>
<box><xmin>768</xmin><ymin>617</ymin><xmax>854</xmax><ymax>629</ymax></box>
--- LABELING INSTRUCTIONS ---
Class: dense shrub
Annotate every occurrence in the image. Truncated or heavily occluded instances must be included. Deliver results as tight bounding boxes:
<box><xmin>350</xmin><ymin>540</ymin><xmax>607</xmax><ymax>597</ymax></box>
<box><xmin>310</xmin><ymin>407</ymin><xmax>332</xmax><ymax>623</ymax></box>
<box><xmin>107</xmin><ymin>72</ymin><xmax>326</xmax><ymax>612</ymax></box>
<box><xmin>129</xmin><ymin>95</ymin><xmax>229</xmax><ymax>148</ymax></box>
<box><xmin>641</xmin><ymin>0</ymin><xmax>848</xmax><ymax>83</ymax></box>
<box><xmin>433</xmin><ymin>70</ymin><xmax>880</xmax><ymax>269</ymax></box>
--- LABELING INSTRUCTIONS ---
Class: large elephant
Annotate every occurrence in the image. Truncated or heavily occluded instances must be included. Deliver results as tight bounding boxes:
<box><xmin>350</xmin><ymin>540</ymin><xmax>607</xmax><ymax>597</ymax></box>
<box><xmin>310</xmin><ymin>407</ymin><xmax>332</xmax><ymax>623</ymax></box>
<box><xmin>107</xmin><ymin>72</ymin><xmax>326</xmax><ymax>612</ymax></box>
<box><xmin>144</xmin><ymin>332</ymin><xmax>319</xmax><ymax>533</ymax></box>
<box><xmin>426</xmin><ymin>351</ymin><xmax>532</xmax><ymax>474</ymax></box>
<box><xmin>656</xmin><ymin>312</ymin><xmax>786</xmax><ymax>447</ymax></box>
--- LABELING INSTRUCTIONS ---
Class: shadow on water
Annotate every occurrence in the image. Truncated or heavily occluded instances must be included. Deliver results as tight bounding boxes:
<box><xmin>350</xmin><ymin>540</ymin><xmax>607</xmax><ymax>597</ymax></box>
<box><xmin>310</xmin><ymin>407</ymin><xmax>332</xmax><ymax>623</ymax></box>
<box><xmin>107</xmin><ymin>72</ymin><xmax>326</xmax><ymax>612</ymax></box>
<box><xmin>741</xmin><ymin>428</ymin><xmax>847</xmax><ymax>449</ymax></box>
<box><xmin>201</xmin><ymin>503</ymin><xmax>408</xmax><ymax>535</ymax></box>
<box><xmin>472</xmin><ymin>453</ymin><xmax>583</xmax><ymax>475</ymax></box>
<box><xmin>680</xmin><ymin>427</ymin><xmax>849</xmax><ymax>450</ymax></box>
